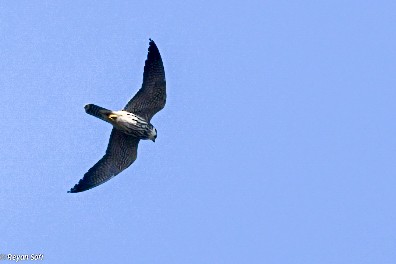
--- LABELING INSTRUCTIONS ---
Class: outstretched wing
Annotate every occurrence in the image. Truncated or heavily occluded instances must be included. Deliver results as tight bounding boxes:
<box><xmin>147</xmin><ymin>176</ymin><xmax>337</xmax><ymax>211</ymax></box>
<box><xmin>68</xmin><ymin>129</ymin><xmax>140</xmax><ymax>193</ymax></box>
<box><xmin>124</xmin><ymin>39</ymin><xmax>166</xmax><ymax>122</ymax></box>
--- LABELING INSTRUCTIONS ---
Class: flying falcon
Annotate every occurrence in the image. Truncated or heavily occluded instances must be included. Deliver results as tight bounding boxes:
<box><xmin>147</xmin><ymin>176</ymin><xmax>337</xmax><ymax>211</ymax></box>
<box><xmin>68</xmin><ymin>39</ymin><xmax>166</xmax><ymax>193</ymax></box>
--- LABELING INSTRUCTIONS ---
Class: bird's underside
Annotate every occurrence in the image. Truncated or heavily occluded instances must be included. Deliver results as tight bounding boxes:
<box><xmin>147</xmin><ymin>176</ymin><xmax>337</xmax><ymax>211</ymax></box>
<box><xmin>83</xmin><ymin>104</ymin><xmax>157</xmax><ymax>140</ymax></box>
<box><xmin>68</xmin><ymin>39</ymin><xmax>166</xmax><ymax>193</ymax></box>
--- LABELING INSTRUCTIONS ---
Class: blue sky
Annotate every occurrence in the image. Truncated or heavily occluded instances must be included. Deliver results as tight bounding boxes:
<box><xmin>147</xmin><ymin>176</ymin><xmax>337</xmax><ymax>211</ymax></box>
<box><xmin>1</xmin><ymin>0</ymin><xmax>395</xmax><ymax>263</ymax></box>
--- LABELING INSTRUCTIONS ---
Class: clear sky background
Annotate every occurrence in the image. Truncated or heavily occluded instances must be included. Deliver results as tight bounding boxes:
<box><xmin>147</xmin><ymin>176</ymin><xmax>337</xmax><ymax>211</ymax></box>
<box><xmin>1</xmin><ymin>1</ymin><xmax>395</xmax><ymax>263</ymax></box>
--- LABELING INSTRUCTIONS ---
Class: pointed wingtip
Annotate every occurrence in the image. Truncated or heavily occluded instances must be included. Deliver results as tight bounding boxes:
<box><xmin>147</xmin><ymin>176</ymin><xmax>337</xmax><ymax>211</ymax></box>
<box><xmin>68</xmin><ymin>184</ymin><xmax>85</xmax><ymax>193</ymax></box>
<box><xmin>68</xmin><ymin>182</ymin><xmax>83</xmax><ymax>193</ymax></box>
<box><xmin>149</xmin><ymin>38</ymin><xmax>157</xmax><ymax>48</ymax></box>
<box><xmin>68</xmin><ymin>188</ymin><xmax>82</xmax><ymax>194</ymax></box>
<box><xmin>147</xmin><ymin>39</ymin><xmax>160</xmax><ymax>55</ymax></box>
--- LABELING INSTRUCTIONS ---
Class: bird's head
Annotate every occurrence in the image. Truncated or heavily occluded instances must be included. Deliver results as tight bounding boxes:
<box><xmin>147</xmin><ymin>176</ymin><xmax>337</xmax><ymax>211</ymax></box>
<box><xmin>149</xmin><ymin>127</ymin><xmax>157</xmax><ymax>142</ymax></box>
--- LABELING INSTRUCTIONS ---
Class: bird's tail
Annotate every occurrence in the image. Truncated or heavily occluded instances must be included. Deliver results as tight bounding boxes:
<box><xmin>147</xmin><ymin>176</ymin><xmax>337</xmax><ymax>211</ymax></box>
<box><xmin>84</xmin><ymin>104</ymin><xmax>112</xmax><ymax>122</ymax></box>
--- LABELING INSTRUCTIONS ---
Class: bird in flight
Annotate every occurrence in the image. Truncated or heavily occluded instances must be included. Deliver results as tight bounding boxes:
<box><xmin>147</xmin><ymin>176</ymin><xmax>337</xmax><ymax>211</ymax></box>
<box><xmin>68</xmin><ymin>39</ymin><xmax>166</xmax><ymax>193</ymax></box>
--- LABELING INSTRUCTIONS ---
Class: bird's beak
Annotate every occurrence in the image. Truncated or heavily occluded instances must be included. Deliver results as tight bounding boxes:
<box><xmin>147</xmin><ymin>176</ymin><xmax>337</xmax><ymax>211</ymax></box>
<box><xmin>152</xmin><ymin>138</ymin><xmax>156</xmax><ymax>143</ymax></box>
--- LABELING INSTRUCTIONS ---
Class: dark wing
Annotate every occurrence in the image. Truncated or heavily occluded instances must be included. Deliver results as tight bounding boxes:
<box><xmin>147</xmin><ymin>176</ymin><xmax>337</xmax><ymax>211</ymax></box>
<box><xmin>68</xmin><ymin>129</ymin><xmax>140</xmax><ymax>193</ymax></box>
<box><xmin>124</xmin><ymin>39</ymin><xmax>166</xmax><ymax>122</ymax></box>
